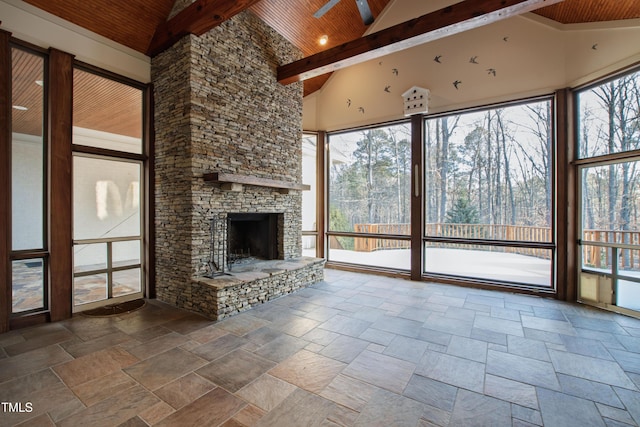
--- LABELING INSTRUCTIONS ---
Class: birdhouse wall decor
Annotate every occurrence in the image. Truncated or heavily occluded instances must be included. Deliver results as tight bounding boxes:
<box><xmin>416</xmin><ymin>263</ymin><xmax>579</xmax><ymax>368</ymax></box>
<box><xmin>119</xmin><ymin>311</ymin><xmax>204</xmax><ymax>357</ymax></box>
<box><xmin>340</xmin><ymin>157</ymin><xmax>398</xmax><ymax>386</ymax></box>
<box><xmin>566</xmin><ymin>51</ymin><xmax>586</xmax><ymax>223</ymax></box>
<box><xmin>402</xmin><ymin>86</ymin><xmax>429</xmax><ymax>116</ymax></box>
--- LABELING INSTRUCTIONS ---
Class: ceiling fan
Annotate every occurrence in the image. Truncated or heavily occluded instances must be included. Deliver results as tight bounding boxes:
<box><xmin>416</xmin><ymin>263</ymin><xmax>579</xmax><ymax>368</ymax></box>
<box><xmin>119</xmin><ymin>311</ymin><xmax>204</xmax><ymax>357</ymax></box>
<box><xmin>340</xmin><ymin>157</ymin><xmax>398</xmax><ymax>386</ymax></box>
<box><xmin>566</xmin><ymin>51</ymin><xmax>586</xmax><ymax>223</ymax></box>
<box><xmin>313</xmin><ymin>0</ymin><xmax>374</xmax><ymax>25</ymax></box>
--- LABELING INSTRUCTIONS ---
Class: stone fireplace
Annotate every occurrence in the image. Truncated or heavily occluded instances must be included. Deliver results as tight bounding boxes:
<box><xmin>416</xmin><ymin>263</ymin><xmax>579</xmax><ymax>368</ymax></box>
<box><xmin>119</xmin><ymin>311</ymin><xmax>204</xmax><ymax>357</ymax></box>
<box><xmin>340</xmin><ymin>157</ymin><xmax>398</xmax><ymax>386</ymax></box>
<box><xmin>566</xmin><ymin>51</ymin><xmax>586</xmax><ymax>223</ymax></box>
<box><xmin>152</xmin><ymin>11</ymin><xmax>324</xmax><ymax>319</ymax></box>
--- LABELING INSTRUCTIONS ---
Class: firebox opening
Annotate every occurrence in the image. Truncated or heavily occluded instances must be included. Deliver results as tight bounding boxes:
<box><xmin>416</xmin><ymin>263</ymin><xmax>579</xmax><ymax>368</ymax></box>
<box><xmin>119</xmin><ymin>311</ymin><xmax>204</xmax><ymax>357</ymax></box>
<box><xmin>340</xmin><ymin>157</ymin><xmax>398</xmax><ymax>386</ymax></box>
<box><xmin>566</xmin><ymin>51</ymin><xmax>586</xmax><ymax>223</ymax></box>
<box><xmin>227</xmin><ymin>213</ymin><xmax>279</xmax><ymax>266</ymax></box>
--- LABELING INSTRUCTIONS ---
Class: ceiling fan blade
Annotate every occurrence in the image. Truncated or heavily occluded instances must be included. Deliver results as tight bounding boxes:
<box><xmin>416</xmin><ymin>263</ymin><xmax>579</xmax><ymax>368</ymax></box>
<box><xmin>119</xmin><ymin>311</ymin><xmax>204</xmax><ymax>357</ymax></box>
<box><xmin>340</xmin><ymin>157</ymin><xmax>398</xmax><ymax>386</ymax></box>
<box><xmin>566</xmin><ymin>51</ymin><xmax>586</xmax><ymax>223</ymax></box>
<box><xmin>313</xmin><ymin>0</ymin><xmax>342</xmax><ymax>19</ymax></box>
<box><xmin>355</xmin><ymin>0</ymin><xmax>374</xmax><ymax>25</ymax></box>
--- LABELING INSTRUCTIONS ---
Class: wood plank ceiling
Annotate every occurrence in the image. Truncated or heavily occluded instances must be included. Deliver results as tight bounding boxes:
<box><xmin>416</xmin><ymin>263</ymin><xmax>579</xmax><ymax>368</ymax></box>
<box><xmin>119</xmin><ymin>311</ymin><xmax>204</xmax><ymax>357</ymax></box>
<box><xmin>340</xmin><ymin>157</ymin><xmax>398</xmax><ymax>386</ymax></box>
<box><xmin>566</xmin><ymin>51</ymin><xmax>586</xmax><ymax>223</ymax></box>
<box><xmin>10</xmin><ymin>0</ymin><xmax>640</xmax><ymax>137</ymax></box>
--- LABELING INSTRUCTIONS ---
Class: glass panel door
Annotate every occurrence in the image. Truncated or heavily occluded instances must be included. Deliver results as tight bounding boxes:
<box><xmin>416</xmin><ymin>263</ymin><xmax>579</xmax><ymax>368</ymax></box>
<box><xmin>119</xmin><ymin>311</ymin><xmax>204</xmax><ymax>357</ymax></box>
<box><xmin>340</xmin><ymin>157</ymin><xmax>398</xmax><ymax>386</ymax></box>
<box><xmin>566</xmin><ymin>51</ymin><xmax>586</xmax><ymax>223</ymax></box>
<box><xmin>579</xmin><ymin>160</ymin><xmax>640</xmax><ymax>313</ymax></box>
<box><xmin>73</xmin><ymin>155</ymin><xmax>143</xmax><ymax>310</ymax></box>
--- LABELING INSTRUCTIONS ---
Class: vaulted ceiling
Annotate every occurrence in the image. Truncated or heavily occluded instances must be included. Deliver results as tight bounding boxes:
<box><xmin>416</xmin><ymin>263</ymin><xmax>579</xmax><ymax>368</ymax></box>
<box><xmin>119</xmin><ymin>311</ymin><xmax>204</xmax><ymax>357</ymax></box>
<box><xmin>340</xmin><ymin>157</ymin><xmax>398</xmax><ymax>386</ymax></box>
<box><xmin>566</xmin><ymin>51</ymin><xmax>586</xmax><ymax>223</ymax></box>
<box><xmin>20</xmin><ymin>0</ymin><xmax>640</xmax><ymax>96</ymax></box>
<box><xmin>9</xmin><ymin>0</ymin><xmax>640</xmax><ymax>138</ymax></box>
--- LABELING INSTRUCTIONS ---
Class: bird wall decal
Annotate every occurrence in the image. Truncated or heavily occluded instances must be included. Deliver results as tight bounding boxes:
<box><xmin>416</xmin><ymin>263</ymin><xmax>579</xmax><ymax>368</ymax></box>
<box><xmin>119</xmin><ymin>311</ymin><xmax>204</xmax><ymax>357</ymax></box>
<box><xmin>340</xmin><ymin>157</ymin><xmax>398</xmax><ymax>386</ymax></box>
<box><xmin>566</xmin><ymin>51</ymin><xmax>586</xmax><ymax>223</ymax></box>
<box><xmin>592</xmin><ymin>43</ymin><xmax>598</xmax><ymax>50</ymax></box>
<box><xmin>487</xmin><ymin>68</ymin><xmax>497</xmax><ymax>76</ymax></box>
<box><xmin>434</xmin><ymin>55</ymin><xmax>442</xmax><ymax>63</ymax></box>
<box><xmin>384</xmin><ymin>85</ymin><xmax>391</xmax><ymax>93</ymax></box>
<box><xmin>453</xmin><ymin>80</ymin><xmax>462</xmax><ymax>89</ymax></box>
<box><xmin>392</xmin><ymin>68</ymin><xmax>399</xmax><ymax>76</ymax></box>
<box><xmin>470</xmin><ymin>56</ymin><xmax>479</xmax><ymax>64</ymax></box>
<box><xmin>347</xmin><ymin>99</ymin><xmax>352</xmax><ymax>107</ymax></box>
<box><xmin>503</xmin><ymin>36</ymin><xmax>509</xmax><ymax>42</ymax></box>
<box><xmin>358</xmin><ymin>107</ymin><xmax>365</xmax><ymax>114</ymax></box>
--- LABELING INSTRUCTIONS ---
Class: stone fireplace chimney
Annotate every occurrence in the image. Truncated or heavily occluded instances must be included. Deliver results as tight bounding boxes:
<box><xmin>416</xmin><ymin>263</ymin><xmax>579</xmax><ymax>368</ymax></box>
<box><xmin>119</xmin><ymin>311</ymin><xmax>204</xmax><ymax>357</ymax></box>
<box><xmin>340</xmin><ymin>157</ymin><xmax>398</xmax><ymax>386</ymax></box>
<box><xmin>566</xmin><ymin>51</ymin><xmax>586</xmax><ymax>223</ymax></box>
<box><xmin>152</xmin><ymin>11</ymin><xmax>323</xmax><ymax>317</ymax></box>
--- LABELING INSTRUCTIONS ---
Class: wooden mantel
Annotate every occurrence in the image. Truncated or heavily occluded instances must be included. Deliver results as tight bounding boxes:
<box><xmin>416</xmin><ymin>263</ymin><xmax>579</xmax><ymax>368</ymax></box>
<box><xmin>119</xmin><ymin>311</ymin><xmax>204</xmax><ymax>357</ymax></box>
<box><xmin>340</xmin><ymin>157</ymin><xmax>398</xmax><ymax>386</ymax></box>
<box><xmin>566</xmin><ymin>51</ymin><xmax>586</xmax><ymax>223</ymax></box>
<box><xmin>204</xmin><ymin>172</ymin><xmax>310</xmax><ymax>193</ymax></box>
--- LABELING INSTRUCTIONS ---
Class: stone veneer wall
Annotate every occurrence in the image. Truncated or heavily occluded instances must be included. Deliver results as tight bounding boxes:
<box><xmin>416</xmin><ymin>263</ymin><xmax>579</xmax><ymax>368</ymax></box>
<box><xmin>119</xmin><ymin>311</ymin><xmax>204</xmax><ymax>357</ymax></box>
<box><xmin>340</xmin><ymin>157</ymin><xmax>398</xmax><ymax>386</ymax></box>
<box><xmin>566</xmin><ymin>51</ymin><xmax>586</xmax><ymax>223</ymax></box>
<box><xmin>152</xmin><ymin>11</ymin><xmax>309</xmax><ymax>311</ymax></box>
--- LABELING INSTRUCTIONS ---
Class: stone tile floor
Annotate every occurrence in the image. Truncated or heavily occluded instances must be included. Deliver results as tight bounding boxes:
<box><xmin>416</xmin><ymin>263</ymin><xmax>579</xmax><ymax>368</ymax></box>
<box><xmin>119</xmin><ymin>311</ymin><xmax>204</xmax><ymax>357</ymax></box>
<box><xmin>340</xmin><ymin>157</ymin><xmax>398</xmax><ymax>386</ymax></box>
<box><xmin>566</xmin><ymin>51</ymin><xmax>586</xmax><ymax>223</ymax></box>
<box><xmin>1</xmin><ymin>268</ymin><xmax>640</xmax><ymax>426</ymax></box>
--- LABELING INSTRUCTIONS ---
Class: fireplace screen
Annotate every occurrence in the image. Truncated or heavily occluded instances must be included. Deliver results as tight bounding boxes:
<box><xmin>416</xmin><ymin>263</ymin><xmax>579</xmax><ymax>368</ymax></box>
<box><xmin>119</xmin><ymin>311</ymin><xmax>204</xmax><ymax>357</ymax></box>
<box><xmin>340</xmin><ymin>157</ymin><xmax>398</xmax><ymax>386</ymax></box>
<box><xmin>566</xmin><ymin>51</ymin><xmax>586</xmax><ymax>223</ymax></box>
<box><xmin>227</xmin><ymin>213</ymin><xmax>279</xmax><ymax>265</ymax></box>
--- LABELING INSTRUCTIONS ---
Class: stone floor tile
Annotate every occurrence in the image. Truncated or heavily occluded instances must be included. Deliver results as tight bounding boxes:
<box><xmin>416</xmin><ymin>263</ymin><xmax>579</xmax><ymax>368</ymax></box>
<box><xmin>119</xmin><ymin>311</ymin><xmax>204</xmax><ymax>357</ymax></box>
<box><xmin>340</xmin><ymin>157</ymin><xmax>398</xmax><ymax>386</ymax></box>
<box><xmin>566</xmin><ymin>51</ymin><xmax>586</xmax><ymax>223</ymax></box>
<box><xmin>320</xmin><ymin>374</ymin><xmax>379</xmax><ymax>412</ymax></box>
<box><xmin>4</xmin><ymin>327</ymin><xmax>74</xmax><ymax>356</ymax></box>
<box><xmin>560</xmin><ymin>334</ymin><xmax>615</xmax><ymax>360</ymax></box>
<box><xmin>235</xmin><ymin>374</ymin><xmax>297</xmax><ymax>411</ymax></box>
<box><xmin>358</xmin><ymin>327</ymin><xmax>397</xmax><ymax>346</ymax></box>
<box><xmin>254</xmin><ymin>334</ymin><xmax>309</xmax><ymax>363</ymax></box>
<box><xmin>548</xmin><ymin>349</ymin><xmax>636</xmax><ymax>389</ymax></box>
<box><xmin>61</xmin><ymin>330</ymin><xmax>134</xmax><ymax>358</ymax></box>
<box><xmin>596</xmin><ymin>402</ymin><xmax>636</xmax><ymax>425</ymax></box>
<box><xmin>444</xmin><ymin>306</ymin><xmax>477</xmax><ymax>322</ymax></box>
<box><xmin>416</xmin><ymin>327</ymin><xmax>453</xmax><ymax>347</ymax></box>
<box><xmin>521</xmin><ymin>315</ymin><xmax>577</xmax><ymax>336</ymax></box>
<box><xmin>138</xmin><ymin>400</ymin><xmax>174</xmax><ymax>425</ymax></box>
<box><xmin>342</xmin><ymin>350</ymin><xmax>415</xmax><ymax>394</ymax></box>
<box><xmin>71</xmin><ymin>370</ymin><xmax>138</xmax><ymax>407</ymax></box>
<box><xmin>302</xmin><ymin>327</ymin><xmax>341</xmax><ymax>346</ymax></box>
<box><xmin>609</xmin><ymin>348</ymin><xmax>640</xmax><ymax>375</ymax></box>
<box><xmin>449</xmin><ymin>389</ymin><xmax>511</xmax><ymax>427</ymax></box>
<box><xmin>470</xmin><ymin>327</ymin><xmax>507</xmax><ymax>346</ymax></box>
<box><xmin>613</xmin><ymin>387</ymin><xmax>640</xmax><ymax>425</ymax></box>
<box><xmin>154</xmin><ymin>387</ymin><xmax>246</xmax><ymax>427</ymax></box>
<box><xmin>473</xmin><ymin>315</ymin><xmax>524</xmax><ymax>337</ymax></box>
<box><xmin>484</xmin><ymin>374</ymin><xmax>538</xmax><ymax>409</ymax></box>
<box><xmin>566</xmin><ymin>314</ymin><xmax>628</xmax><ymax>335</ymax></box>
<box><xmin>427</xmin><ymin>294</ymin><xmax>466</xmax><ymax>308</ymax></box>
<box><xmin>446</xmin><ymin>335</ymin><xmax>488</xmax><ymax>363</ymax></box>
<box><xmin>190</xmin><ymin>333</ymin><xmax>249</xmax><ymax>361</ymax></box>
<box><xmin>153</xmin><ymin>372</ymin><xmax>216</xmax><ymax>410</ymax></box>
<box><xmin>269</xmin><ymin>349</ymin><xmax>345</xmax><ymax>394</ymax></box>
<box><xmin>54</xmin><ymin>346</ymin><xmax>138</xmax><ymax>388</ymax></box>
<box><xmin>320</xmin><ymin>334</ymin><xmax>370</xmax><ymax>363</ymax></box>
<box><xmin>186</xmin><ymin>324</ymin><xmax>228</xmax><ymax>344</ymax></box>
<box><xmin>372</xmin><ymin>315</ymin><xmax>426</xmax><ymax>338</ymax></box>
<box><xmin>557</xmin><ymin>373</ymin><xmax>624</xmax><ymax>408</ymax></box>
<box><xmin>383</xmin><ymin>335</ymin><xmax>429</xmax><ymax>363</ymax></box>
<box><xmin>161</xmin><ymin>313</ymin><xmax>215</xmax><ymax>335</ymax></box>
<box><xmin>507</xmin><ymin>335</ymin><xmax>550</xmax><ymax>362</ymax></box>
<box><xmin>56</xmin><ymin>385</ymin><xmax>160</xmax><ymax>427</ymax></box>
<box><xmin>265</xmin><ymin>314</ymin><xmax>320</xmax><ymax>337</ymax></box>
<box><xmin>403</xmin><ymin>374</ymin><xmax>458</xmax><ymax>411</ymax></box>
<box><xmin>486</xmin><ymin>349</ymin><xmax>560</xmax><ymax>390</ymax></box>
<box><xmin>215</xmin><ymin>314</ymin><xmax>269</xmax><ymax>336</ymax></box>
<box><xmin>398</xmin><ymin>306</ymin><xmax>432</xmax><ymax>323</ymax></box>
<box><xmin>319</xmin><ymin>314</ymin><xmax>372</xmax><ymax>338</ymax></box>
<box><xmin>425</xmin><ymin>313</ymin><xmax>474</xmax><ymax>337</ymax></box>
<box><xmin>537</xmin><ymin>387</ymin><xmax>605</xmax><ymax>427</ymax></box>
<box><xmin>126</xmin><ymin>331</ymin><xmax>190</xmax><ymax>360</ymax></box>
<box><xmin>511</xmin><ymin>404</ymin><xmax>543</xmax><ymax>426</ymax></box>
<box><xmin>253</xmin><ymin>388</ymin><xmax>337</xmax><ymax>427</ymax></box>
<box><xmin>0</xmin><ymin>345</ymin><xmax>73</xmax><ymax>383</ymax></box>
<box><xmin>231</xmin><ymin>404</ymin><xmax>266</xmax><ymax>426</ymax></box>
<box><xmin>197</xmin><ymin>349</ymin><xmax>275</xmax><ymax>393</ymax></box>
<box><xmin>416</xmin><ymin>350</ymin><xmax>485</xmax><ymax>393</ymax></box>
<box><xmin>0</xmin><ymin>369</ymin><xmax>84</xmax><ymax>425</ymax></box>
<box><xmin>124</xmin><ymin>347</ymin><xmax>207</xmax><ymax>390</ymax></box>
<box><xmin>523</xmin><ymin>327</ymin><xmax>565</xmax><ymax>345</ymax></box>
<box><xmin>354</xmin><ymin>388</ymin><xmax>425</xmax><ymax>427</ymax></box>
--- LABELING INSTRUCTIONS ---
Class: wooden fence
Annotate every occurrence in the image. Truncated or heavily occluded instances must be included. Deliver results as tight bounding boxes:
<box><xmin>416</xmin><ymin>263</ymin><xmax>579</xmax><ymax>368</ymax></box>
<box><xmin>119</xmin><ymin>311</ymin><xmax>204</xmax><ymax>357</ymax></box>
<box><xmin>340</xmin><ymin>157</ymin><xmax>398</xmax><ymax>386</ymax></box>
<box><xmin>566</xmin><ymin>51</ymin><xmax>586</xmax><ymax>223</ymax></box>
<box><xmin>351</xmin><ymin>223</ymin><xmax>640</xmax><ymax>270</ymax></box>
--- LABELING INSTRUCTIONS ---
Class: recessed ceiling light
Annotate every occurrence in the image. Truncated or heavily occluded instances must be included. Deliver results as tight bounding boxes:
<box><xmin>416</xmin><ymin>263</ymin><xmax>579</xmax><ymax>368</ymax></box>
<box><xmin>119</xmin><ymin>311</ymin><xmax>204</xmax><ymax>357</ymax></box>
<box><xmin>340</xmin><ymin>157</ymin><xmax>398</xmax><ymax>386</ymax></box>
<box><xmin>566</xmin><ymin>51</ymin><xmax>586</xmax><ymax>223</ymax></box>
<box><xmin>319</xmin><ymin>35</ymin><xmax>328</xmax><ymax>46</ymax></box>
<box><xmin>12</xmin><ymin>105</ymin><xmax>28</xmax><ymax>111</ymax></box>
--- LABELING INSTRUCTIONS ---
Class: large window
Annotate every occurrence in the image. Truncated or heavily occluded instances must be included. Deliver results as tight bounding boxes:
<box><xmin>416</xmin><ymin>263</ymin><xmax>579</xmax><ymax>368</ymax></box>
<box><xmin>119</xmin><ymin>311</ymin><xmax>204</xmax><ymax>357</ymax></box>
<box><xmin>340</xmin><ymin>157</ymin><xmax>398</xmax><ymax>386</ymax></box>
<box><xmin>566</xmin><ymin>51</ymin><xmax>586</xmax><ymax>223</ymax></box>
<box><xmin>423</xmin><ymin>99</ymin><xmax>555</xmax><ymax>287</ymax></box>
<box><xmin>302</xmin><ymin>133</ymin><xmax>318</xmax><ymax>257</ymax></box>
<box><xmin>327</xmin><ymin>123</ymin><xmax>411</xmax><ymax>270</ymax></box>
<box><xmin>11</xmin><ymin>46</ymin><xmax>47</xmax><ymax>314</ymax></box>
<box><xmin>577</xmin><ymin>67</ymin><xmax>640</xmax><ymax>314</ymax></box>
<box><xmin>72</xmin><ymin>67</ymin><xmax>145</xmax><ymax>311</ymax></box>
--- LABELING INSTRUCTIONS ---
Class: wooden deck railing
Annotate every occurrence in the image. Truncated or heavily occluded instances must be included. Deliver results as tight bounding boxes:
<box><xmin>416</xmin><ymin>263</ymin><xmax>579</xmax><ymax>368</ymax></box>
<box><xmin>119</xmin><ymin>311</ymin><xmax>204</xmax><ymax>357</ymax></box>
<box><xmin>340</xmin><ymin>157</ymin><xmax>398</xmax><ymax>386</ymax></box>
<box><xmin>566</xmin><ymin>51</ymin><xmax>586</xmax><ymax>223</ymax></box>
<box><xmin>351</xmin><ymin>223</ymin><xmax>640</xmax><ymax>270</ymax></box>
<box><xmin>582</xmin><ymin>230</ymin><xmax>640</xmax><ymax>270</ymax></box>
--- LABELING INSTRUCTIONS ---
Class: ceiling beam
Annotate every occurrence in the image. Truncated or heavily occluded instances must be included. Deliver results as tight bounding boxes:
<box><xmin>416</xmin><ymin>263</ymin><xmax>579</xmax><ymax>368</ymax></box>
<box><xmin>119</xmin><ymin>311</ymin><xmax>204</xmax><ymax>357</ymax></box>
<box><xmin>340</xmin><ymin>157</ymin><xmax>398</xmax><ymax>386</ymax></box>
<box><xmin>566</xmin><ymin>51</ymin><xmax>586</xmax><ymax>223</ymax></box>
<box><xmin>277</xmin><ymin>0</ymin><xmax>563</xmax><ymax>85</ymax></box>
<box><xmin>147</xmin><ymin>0</ymin><xmax>263</xmax><ymax>57</ymax></box>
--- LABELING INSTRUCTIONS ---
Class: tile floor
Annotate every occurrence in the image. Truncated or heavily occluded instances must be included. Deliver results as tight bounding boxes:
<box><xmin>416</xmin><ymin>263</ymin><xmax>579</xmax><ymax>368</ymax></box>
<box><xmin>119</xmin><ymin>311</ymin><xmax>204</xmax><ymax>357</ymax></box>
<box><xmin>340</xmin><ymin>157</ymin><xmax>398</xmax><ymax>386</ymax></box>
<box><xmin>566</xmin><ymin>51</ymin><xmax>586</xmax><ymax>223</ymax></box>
<box><xmin>1</xmin><ymin>268</ymin><xmax>640</xmax><ymax>426</ymax></box>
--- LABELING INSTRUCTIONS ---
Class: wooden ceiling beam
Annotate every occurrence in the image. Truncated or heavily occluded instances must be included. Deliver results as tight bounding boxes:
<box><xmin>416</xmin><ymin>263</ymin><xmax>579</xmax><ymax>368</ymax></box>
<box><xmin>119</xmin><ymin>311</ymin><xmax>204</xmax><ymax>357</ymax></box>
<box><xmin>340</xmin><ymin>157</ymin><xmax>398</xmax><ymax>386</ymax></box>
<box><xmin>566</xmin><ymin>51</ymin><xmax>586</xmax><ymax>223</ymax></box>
<box><xmin>147</xmin><ymin>0</ymin><xmax>263</xmax><ymax>57</ymax></box>
<box><xmin>277</xmin><ymin>0</ymin><xmax>564</xmax><ymax>85</ymax></box>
